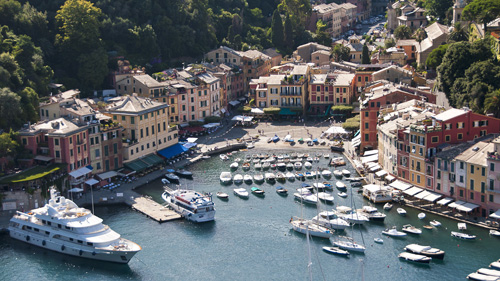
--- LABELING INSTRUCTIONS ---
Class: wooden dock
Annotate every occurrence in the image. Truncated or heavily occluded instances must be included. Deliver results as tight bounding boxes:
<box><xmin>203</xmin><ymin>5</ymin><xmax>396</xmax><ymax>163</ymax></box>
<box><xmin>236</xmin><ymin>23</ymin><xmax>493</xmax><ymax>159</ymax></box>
<box><xmin>129</xmin><ymin>196</ymin><xmax>181</xmax><ymax>223</ymax></box>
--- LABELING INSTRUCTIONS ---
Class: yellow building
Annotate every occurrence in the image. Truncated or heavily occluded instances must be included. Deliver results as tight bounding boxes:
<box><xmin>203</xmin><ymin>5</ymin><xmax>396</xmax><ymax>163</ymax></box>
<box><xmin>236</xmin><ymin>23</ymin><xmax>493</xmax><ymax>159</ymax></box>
<box><xmin>104</xmin><ymin>95</ymin><xmax>177</xmax><ymax>163</ymax></box>
<box><xmin>408</xmin><ymin>126</ymin><xmax>426</xmax><ymax>188</ymax></box>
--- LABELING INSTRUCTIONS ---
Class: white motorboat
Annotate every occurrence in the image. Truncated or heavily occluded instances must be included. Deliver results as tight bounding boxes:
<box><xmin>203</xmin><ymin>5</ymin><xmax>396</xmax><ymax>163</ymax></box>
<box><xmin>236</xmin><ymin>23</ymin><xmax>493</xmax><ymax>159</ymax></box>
<box><xmin>286</xmin><ymin>163</ymin><xmax>294</xmax><ymax>170</ymax></box>
<box><xmin>304</xmin><ymin>162</ymin><xmax>312</xmax><ymax>169</ymax></box>
<box><xmin>362</xmin><ymin>184</ymin><xmax>393</xmax><ymax>203</ymax></box>
<box><xmin>243</xmin><ymin>174</ymin><xmax>253</xmax><ymax>183</ymax></box>
<box><xmin>162</xmin><ymin>189</ymin><xmax>215</xmax><ymax>223</ymax></box>
<box><xmin>262</xmin><ymin>162</ymin><xmax>271</xmax><ymax>170</ymax></box>
<box><xmin>418</xmin><ymin>212</ymin><xmax>426</xmax><ymax>219</ymax></box>
<box><xmin>477</xmin><ymin>268</ymin><xmax>500</xmax><ymax>277</ymax></box>
<box><xmin>233</xmin><ymin>188</ymin><xmax>249</xmax><ymax>198</ymax></box>
<box><xmin>216</xmin><ymin>192</ymin><xmax>229</xmax><ymax>199</ymax></box>
<box><xmin>333</xmin><ymin>237</ymin><xmax>366</xmax><ymax>253</ymax></box>
<box><xmin>313</xmin><ymin>157</ymin><xmax>320</xmax><ymax>162</ymax></box>
<box><xmin>8</xmin><ymin>187</ymin><xmax>141</xmax><ymax>263</ymax></box>
<box><xmin>397</xmin><ymin>208</ymin><xmax>407</xmax><ymax>216</ymax></box>
<box><xmin>333</xmin><ymin>170</ymin><xmax>343</xmax><ymax>178</ymax></box>
<box><xmin>277</xmin><ymin>162</ymin><xmax>286</xmax><ymax>170</ymax></box>
<box><xmin>313</xmin><ymin>182</ymin><xmax>326</xmax><ymax>191</ymax></box>
<box><xmin>467</xmin><ymin>272</ymin><xmax>500</xmax><ymax>281</ymax></box>
<box><xmin>265</xmin><ymin>172</ymin><xmax>276</xmax><ymax>183</ymax></box>
<box><xmin>317</xmin><ymin>192</ymin><xmax>334</xmax><ymax>203</ymax></box>
<box><xmin>252</xmin><ymin>158</ymin><xmax>260</xmax><ymax>164</ymax></box>
<box><xmin>321</xmin><ymin>169</ymin><xmax>332</xmax><ymax>178</ymax></box>
<box><xmin>174</xmin><ymin>169</ymin><xmax>193</xmax><ymax>178</ymax></box>
<box><xmin>404</xmin><ymin>244</ymin><xmax>445</xmax><ymax>259</ymax></box>
<box><xmin>322</xmin><ymin>246</ymin><xmax>350</xmax><ymax>256</ymax></box>
<box><xmin>358</xmin><ymin>206</ymin><xmax>386</xmax><ymax>222</ymax></box>
<box><xmin>337</xmin><ymin>209</ymin><xmax>369</xmax><ymax>225</ymax></box>
<box><xmin>165</xmin><ymin>173</ymin><xmax>180</xmax><ymax>183</ymax></box>
<box><xmin>285</xmin><ymin>172</ymin><xmax>296</xmax><ymax>181</ymax></box>
<box><xmin>458</xmin><ymin>222</ymin><xmax>467</xmax><ymax>230</ymax></box>
<box><xmin>220</xmin><ymin>154</ymin><xmax>229</xmax><ymax>161</ymax></box>
<box><xmin>323</xmin><ymin>153</ymin><xmax>330</xmax><ymax>158</ymax></box>
<box><xmin>338</xmin><ymin>192</ymin><xmax>347</xmax><ymax>198</ymax></box>
<box><xmin>382</xmin><ymin>226</ymin><xmax>407</xmax><ymax>237</ymax></box>
<box><xmin>402</xmin><ymin>224</ymin><xmax>422</xmax><ymax>235</ymax></box>
<box><xmin>276</xmin><ymin>172</ymin><xmax>286</xmax><ymax>182</ymax></box>
<box><xmin>398</xmin><ymin>252</ymin><xmax>431</xmax><ymax>264</ymax></box>
<box><xmin>451</xmin><ymin>231</ymin><xmax>476</xmax><ymax>240</ymax></box>
<box><xmin>254</xmin><ymin>163</ymin><xmax>262</xmax><ymax>170</ymax></box>
<box><xmin>220</xmin><ymin>172</ymin><xmax>232</xmax><ymax>184</ymax></box>
<box><xmin>294</xmin><ymin>162</ymin><xmax>302</xmax><ymax>170</ymax></box>
<box><xmin>251</xmin><ymin>187</ymin><xmax>265</xmax><ymax>196</ymax></box>
<box><xmin>253</xmin><ymin>174</ymin><xmax>264</xmax><ymax>182</ymax></box>
<box><xmin>290</xmin><ymin>217</ymin><xmax>333</xmax><ymax>238</ymax></box>
<box><xmin>430</xmin><ymin>220</ymin><xmax>441</xmax><ymax>227</ymax></box>
<box><xmin>341</xmin><ymin>169</ymin><xmax>351</xmax><ymax>177</ymax></box>
<box><xmin>374</xmin><ymin>238</ymin><xmax>384</xmax><ymax>244</ymax></box>
<box><xmin>276</xmin><ymin>186</ymin><xmax>288</xmax><ymax>194</ymax></box>
<box><xmin>336</xmin><ymin>181</ymin><xmax>347</xmax><ymax>191</ymax></box>
<box><xmin>161</xmin><ymin>178</ymin><xmax>170</xmax><ymax>185</ymax></box>
<box><xmin>490</xmin><ymin>230</ymin><xmax>500</xmax><ymax>237</ymax></box>
<box><xmin>383</xmin><ymin>203</ymin><xmax>393</xmax><ymax>210</ymax></box>
<box><xmin>233</xmin><ymin>174</ymin><xmax>243</xmax><ymax>184</ymax></box>
<box><xmin>294</xmin><ymin>192</ymin><xmax>318</xmax><ymax>205</ymax></box>
<box><xmin>230</xmin><ymin>162</ymin><xmax>239</xmax><ymax>169</ymax></box>
<box><xmin>312</xmin><ymin>211</ymin><xmax>349</xmax><ymax>230</ymax></box>
<box><xmin>491</xmin><ymin>261</ymin><xmax>500</xmax><ymax>270</ymax></box>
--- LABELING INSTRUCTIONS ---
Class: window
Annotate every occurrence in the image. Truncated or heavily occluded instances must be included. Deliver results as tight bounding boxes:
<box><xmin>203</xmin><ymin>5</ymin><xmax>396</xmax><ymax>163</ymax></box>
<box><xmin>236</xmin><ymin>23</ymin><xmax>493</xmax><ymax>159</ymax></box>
<box><xmin>55</xmin><ymin>139</ymin><xmax>59</xmax><ymax>146</ymax></box>
<box><xmin>471</xmin><ymin>165</ymin><xmax>474</xmax><ymax>174</ymax></box>
<box><xmin>481</xmin><ymin>182</ymin><xmax>485</xmax><ymax>193</ymax></box>
<box><xmin>417</xmin><ymin>175</ymin><xmax>420</xmax><ymax>183</ymax></box>
<box><xmin>460</xmin><ymin>175</ymin><xmax>464</xmax><ymax>183</ymax></box>
<box><xmin>365</xmin><ymin>112</ymin><xmax>369</xmax><ymax>117</ymax></box>
<box><xmin>491</xmin><ymin>194</ymin><xmax>494</xmax><ymax>202</ymax></box>
<box><xmin>69</xmin><ymin>137</ymin><xmax>72</xmax><ymax>144</ymax></box>
<box><xmin>131</xmin><ymin>117</ymin><xmax>135</xmax><ymax>124</ymax></box>
<box><xmin>470</xmin><ymin>192</ymin><xmax>474</xmax><ymax>200</ymax></box>
<box><xmin>437</xmin><ymin>183</ymin><xmax>441</xmax><ymax>190</ymax></box>
<box><xmin>459</xmin><ymin>189</ymin><xmax>463</xmax><ymax>197</ymax></box>
<box><xmin>482</xmin><ymin>167</ymin><xmax>486</xmax><ymax>176</ymax></box>
<box><xmin>55</xmin><ymin>151</ymin><xmax>60</xmax><ymax>158</ymax></box>
<box><xmin>445</xmin><ymin>135</ymin><xmax>450</xmax><ymax>142</ymax></box>
<box><xmin>95</xmin><ymin>149</ymin><xmax>100</xmax><ymax>158</ymax></box>
<box><xmin>491</xmin><ymin>163</ymin><xmax>495</xmax><ymax>171</ymax></box>
<box><xmin>431</xmin><ymin>136</ymin><xmax>438</xmax><ymax>143</ymax></box>
<box><xmin>70</xmin><ymin>149</ymin><xmax>73</xmax><ymax>157</ymax></box>
<box><xmin>364</xmin><ymin>134</ymin><xmax>369</xmax><ymax>141</ymax></box>
<box><xmin>113</xmin><ymin>143</ymin><xmax>118</xmax><ymax>154</ymax></box>
<box><xmin>490</xmin><ymin>179</ymin><xmax>494</xmax><ymax>190</ymax></box>
<box><xmin>365</xmin><ymin>123</ymin><xmax>369</xmax><ymax>129</ymax></box>
<box><xmin>470</xmin><ymin>179</ymin><xmax>474</xmax><ymax>190</ymax></box>
<box><xmin>460</xmin><ymin>161</ymin><xmax>464</xmax><ymax>169</ymax></box>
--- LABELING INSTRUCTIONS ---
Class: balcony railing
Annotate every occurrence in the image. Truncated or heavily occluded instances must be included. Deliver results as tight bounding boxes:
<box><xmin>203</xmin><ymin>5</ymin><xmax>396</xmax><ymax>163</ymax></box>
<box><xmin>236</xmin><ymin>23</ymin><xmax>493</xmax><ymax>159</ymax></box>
<box><xmin>487</xmin><ymin>152</ymin><xmax>500</xmax><ymax>161</ymax></box>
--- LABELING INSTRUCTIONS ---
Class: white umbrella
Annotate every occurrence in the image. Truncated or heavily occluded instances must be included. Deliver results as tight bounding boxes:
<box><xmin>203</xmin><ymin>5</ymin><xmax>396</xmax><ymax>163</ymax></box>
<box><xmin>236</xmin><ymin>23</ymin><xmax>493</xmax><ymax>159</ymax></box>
<box><xmin>68</xmin><ymin>188</ymin><xmax>84</xmax><ymax>192</ymax></box>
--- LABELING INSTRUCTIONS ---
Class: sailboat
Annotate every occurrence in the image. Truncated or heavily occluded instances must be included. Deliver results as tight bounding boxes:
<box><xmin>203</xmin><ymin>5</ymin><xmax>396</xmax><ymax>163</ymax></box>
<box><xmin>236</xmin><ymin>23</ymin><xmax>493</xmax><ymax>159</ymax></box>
<box><xmin>334</xmin><ymin>185</ymin><xmax>366</xmax><ymax>253</ymax></box>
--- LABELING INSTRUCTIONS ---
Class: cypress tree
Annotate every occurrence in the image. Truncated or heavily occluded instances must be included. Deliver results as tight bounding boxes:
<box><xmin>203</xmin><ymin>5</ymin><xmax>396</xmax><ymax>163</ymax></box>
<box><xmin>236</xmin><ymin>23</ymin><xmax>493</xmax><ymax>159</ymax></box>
<box><xmin>271</xmin><ymin>10</ymin><xmax>284</xmax><ymax>50</ymax></box>
<box><xmin>362</xmin><ymin>43</ymin><xmax>370</xmax><ymax>64</ymax></box>
<box><xmin>284</xmin><ymin>14</ymin><xmax>294</xmax><ymax>52</ymax></box>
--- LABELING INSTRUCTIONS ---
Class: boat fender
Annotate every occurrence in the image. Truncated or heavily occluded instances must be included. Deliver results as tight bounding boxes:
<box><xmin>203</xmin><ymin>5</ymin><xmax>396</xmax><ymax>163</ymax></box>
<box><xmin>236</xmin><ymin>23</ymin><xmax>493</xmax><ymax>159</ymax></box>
<box><xmin>42</xmin><ymin>240</ymin><xmax>46</xmax><ymax>246</ymax></box>
<box><xmin>79</xmin><ymin>250</ymin><xmax>83</xmax><ymax>256</ymax></box>
<box><xmin>26</xmin><ymin>235</ymin><xmax>30</xmax><ymax>242</ymax></box>
<box><xmin>61</xmin><ymin>245</ymin><xmax>65</xmax><ymax>251</ymax></box>
<box><xmin>92</xmin><ymin>251</ymin><xmax>96</xmax><ymax>256</ymax></box>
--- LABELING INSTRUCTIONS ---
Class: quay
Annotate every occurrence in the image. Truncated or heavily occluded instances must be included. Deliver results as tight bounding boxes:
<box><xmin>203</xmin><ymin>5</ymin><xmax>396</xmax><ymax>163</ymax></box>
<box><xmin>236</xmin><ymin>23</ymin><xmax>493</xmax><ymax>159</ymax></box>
<box><xmin>127</xmin><ymin>196</ymin><xmax>181</xmax><ymax>223</ymax></box>
<box><xmin>202</xmin><ymin>143</ymin><xmax>247</xmax><ymax>156</ymax></box>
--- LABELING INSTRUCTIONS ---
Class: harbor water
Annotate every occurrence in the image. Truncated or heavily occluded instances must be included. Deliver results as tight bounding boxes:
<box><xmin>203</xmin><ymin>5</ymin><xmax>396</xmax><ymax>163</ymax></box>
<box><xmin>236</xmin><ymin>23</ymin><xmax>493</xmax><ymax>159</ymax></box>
<box><xmin>1</xmin><ymin>147</ymin><xmax>500</xmax><ymax>281</ymax></box>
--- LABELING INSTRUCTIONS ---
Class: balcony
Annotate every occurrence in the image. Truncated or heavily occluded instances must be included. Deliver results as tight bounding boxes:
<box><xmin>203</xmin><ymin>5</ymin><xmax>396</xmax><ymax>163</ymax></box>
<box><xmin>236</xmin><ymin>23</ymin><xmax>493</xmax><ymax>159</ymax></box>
<box><xmin>100</xmin><ymin>122</ymin><xmax>121</xmax><ymax>132</ymax></box>
<box><xmin>426</xmin><ymin>169</ymin><xmax>432</xmax><ymax>176</ymax></box>
<box><xmin>487</xmin><ymin>151</ymin><xmax>500</xmax><ymax>161</ymax></box>
<box><xmin>410</xmin><ymin>124</ymin><xmax>442</xmax><ymax>133</ymax></box>
<box><xmin>168</xmin><ymin>126</ymin><xmax>178</xmax><ymax>133</ymax></box>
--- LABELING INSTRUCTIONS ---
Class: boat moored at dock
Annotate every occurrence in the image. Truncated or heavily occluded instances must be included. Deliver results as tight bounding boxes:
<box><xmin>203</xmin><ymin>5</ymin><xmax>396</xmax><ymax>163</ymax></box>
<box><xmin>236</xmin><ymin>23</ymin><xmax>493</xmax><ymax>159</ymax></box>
<box><xmin>162</xmin><ymin>188</ymin><xmax>215</xmax><ymax>223</ymax></box>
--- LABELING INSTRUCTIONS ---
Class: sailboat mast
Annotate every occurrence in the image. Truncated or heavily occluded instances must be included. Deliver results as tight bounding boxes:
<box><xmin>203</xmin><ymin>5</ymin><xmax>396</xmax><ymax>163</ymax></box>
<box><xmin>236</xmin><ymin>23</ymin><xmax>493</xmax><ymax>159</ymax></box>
<box><xmin>307</xmin><ymin>227</ymin><xmax>313</xmax><ymax>281</ymax></box>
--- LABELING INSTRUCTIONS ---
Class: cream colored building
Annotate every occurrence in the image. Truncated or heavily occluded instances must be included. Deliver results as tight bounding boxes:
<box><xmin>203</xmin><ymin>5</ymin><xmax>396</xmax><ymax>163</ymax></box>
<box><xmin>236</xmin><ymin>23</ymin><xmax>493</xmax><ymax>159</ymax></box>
<box><xmin>104</xmin><ymin>95</ymin><xmax>177</xmax><ymax>162</ymax></box>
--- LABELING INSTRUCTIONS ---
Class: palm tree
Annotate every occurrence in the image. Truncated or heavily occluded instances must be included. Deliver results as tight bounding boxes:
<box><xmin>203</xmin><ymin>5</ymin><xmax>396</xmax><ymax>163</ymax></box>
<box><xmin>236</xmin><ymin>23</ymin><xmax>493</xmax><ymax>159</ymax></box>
<box><xmin>484</xmin><ymin>89</ymin><xmax>500</xmax><ymax>118</ymax></box>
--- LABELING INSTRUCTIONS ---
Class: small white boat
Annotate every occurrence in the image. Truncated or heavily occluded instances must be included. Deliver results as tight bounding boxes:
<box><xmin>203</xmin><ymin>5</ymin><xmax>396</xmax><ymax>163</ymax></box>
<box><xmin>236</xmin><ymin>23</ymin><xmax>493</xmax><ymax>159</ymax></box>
<box><xmin>382</xmin><ymin>226</ymin><xmax>407</xmax><ymax>237</ymax></box>
<box><xmin>374</xmin><ymin>238</ymin><xmax>384</xmax><ymax>244</ymax></box>
<box><xmin>276</xmin><ymin>186</ymin><xmax>288</xmax><ymax>194</ymax></box>
<box><xmin>246</xmin><ymin>143</ymin><xmax>255</xmax><ymax>149</ymax></box>
<box><xmin>290</xmin><ymin>218</ymin><xmax>333</xmax><ymax>239</ymax></box>
<box><xmin>313</xmin><ymin>182</ymin><xmax>326</xmax><ymax>190</ymax></box>
<box><xmin>254</xmin><ymin>163</ymin><xmax>262</xmax><ymax>170</ymax></box>
<box><xmin>253</xmin><ymin>174</ymin><xmax>264</xmax><ymax>182</ymax></box>
<box><xmin>322</xmin><ymin>246</ymin><xmax>350</xmax><ymax>256</ymax></box>
<box><xmin>233</xmin><ymin>174</ymin><xmax>243</xmax><ymax>184</ymax></box>
<box><xmin>312</xmin><ymin>211</ymin><xmax>349</xmax><ymax>230</ymax></box>
<box><xmin>336</xmin><ymin>181</ymin><xmax>347</xmax><ymax>191</ymax></box>
<box><xmin>397</xmin><ymin>208</ymin><xmax>407</xmax><ymax>216</ymax></box>
<box><xmin>458</xmin><ymin>222</ymin><xmax>467</xmax><ymax>230</ymax></box>
<box><xmin>323</xmin><ymin>153</ymin><xmax>330</xmax><ymax>158</ymax></box>
<box><xmin>294</xmin><ymin>162</ymin><xmax>302</xmax><ymax>170</ymax></box>
<box><xmin>477</xmin><ymin>268</ymin><xmax>500</xmax><ymax>277</ymax></box>
<box><xmin>262</xmin><ymin>162</ymin><xmax>271</xmax><ymax>170</ymax></box>
<box><xmin>317</xmin><ymin>192</ymin><xmax>334</xmax><ymax>203</ymax></box>
<box><xmin>230</xmin><ymin>162</ymin><xmax>239</xmax><ymax>169</ymax></box>
<box><xmin>313</xmin><ymin>157</ymin><xmax>320</xmax><ymax>162</ymax></box>
<box><xmin>451</xmin><ymin>231</ymin><xmax>476</xmax><ymax>240</ymax></box>
<box><xmin>418</xmin><ymin>213</ymin><xmax>426</xmax><ymax>219</ymax></box>
<box><xmin>285</xmin><ymin>172</ymin><xmax>295</xmax><ymax>181</ymax></box>
<box><xmin>430</xmin><ymin>220</ymin><xmax>441</xmax><ymax>227</ymax></box>
<box><xmin>321</xmin><ymin>170</ymin><xmax>332</xmax><ymax>178</ymax></box>
<box><xmin>233</xmin><ymin>188</ymin><xmax>249</xmax><ymax>198</ymax></box>
<box><xmin>490</xmin><ymin>230</ymin><xmax>500</xmax><ymax>237</ymax></box>
<box><xmin>216</xmin><ymin>192</ymin><xmax>229</xmax><ymax>199</ymax></box>
<box><xmin>338</xmin><ymin>192</ymin><xmax>347</xmax><ymax>198</ymax></box>
<box><xmin>333</xmin><ymin>238</ymin><xmax>366</xmax><ymax>253</ymax></box>
<box><xmin>220</xmin><ymin>172</ymin><xmax>232</xmax><ymax>184</ymax></box>
<box><xmin>293</xmin><ymin>191</ymin><xmax>318</xmax><ymax>205</ymax></box>
<box><xmin>242</xmin><ymin>162</ymin><xmax>251</xmax><ymax>170</ymax></box>
<box><xmin>398</xmin><ymin>252</ymin><xmax>431</xmax><ymax>264</ymax></box>
<box><xmin>302</xmin><ymin>162</ymin><xmax>311</xmax><ymax>169</ymax></box>
<box><xmin>491</xmin><ymin>261</ymin><xmax>500</xmax><ymax>270</ymax></box>
<box><xmin>243</xmin><ymin>174</ymin><xmax>253</xmax><ymax>183</ymax></box>
<box><xmin>220</xmin><ymin>154</ymin><xmax>229</xmax><ymax>161</ymax></box>
<box><xmin>383</xmin><ymin>203</ymin><xmax>393</xmax><ymax>210</ymax></box>
<box><xmin>341</xmin><ymin>169</ymin><xmax>351</xmax><ymax>177</ymax></box>
<box><xmin>333</xmin><ymin>170</ymin><xmax>343</xmax><ymax>178</ymax></box>
<box><xmin>468</xmin><ymin>272</ymin><xmax>500</xmax><ymax>281</ymax></box>
<box><xmin>286</xmin><ymin>163</ymin><xmax>294</xmax><ymax>170</ymax></box>
<box><xmin>161</xmin><ymin>178</ymin><xmax>170</xmax><ymax>185</ymax></box>
<box><xmin>265</xmin><ymin>172</ymin><xmax>276</xmax><ymax>183</ymax></box>
<box><xmin>404</xmin><ymin>244</ymin><xmax>445</xmax><ymax>259</ymax></box>
<box><xmin>402</xmin><ymin>224</ymin><xmax>422</xmax><ymax>235</ymax></box>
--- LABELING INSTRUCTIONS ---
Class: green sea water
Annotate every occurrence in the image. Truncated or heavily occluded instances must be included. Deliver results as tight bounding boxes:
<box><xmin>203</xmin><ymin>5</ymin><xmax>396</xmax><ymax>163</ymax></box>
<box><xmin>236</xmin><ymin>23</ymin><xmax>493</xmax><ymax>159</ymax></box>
<box><xmin>1</xmin><ymin>147</ymin><xmax>499</xmax><ymax>281</ymax></box>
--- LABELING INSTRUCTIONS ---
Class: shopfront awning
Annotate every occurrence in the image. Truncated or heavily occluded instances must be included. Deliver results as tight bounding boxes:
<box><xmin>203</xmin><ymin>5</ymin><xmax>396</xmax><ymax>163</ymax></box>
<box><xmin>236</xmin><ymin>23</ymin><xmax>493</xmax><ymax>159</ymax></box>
<box><xmin>448</xmin><ymin>200</ymin><xmax>466</xmax><ymax>209</ymax></box>
<box><xmin>363</xmin><ymin>150</ymin><xmax>379</xmax><ymax>156</ymax></box>
<box><xmin>456</xmin><ymin>202</ymin><xmax>479</xmax><ymax>212</ymax></box>
<box><xmin>369</xmin><ymin>164</ymin><xmax>381</xmax><ymax>172</ymax></box>
<box><xmin>389</xmin><ymin>180</ymin><xmax>413</xmax><ymax>191</ymax></box>
<box><xmin>490</xmin><ymin>209</ymin><xmax>500</xmax><ymax>219</ymax></box>
<box><xmin>183</xmin><ymin>142</ymin><xmax>197</xmax><ymax>149</ymax></box>
<box><xmin>437</xmin><ymin>197</ymin><xmax>454</xmax><ymax>206</ymax></box>
<box><xmin>361</xmin><ymin>154</ymin><xmax>378</xmax><ymax>164</ymax></box>
<box><xmin>142</xmin><ymin>154</ymin><xmax>164</xmax><ymax>166</ymax></box>
<box><xmin>85</xmin><ymin>178</ymin><xmax>99</xmax><ymax>186</ymax></box>
<box><xmin>385</xmin><ymin>175</ymin><xmax>396</xmax><ymax>182</ymax></box>
<box><xmin>157</xmin><ymin>143</ymin><xmax>188</xmax><ymax>159</ymax></box>
<box><xmin>280</xmin><ymin>108</ymin><xmax>298</xmax><ymax>115</ymax></box>
<box><xmin>124</xmin><ymin>159</ymin><xmax>149</xmax><ymax>172</ymax></box>
<box><xmin>69</xmin><ymin>166</ymin><xmax>93</xmax><ymax>178</ymax></box>
<box><xmin>422</xmin><ymin>191</ymin><xmax>442</xmax><ymax>202</ymax></box>
<box><xmin>414</xmin><ymin>190</ymin><xmax>432</xmax><ymax>200</ymax></box>
<box><xmin>98</xmin><ymin>171</ymin><xmax>118</xmax><ymax>180</ymax></box>
<box><xmin>404</xmin><ymin>186</ymin><xmax>423</xmax><ymax>196</ymax></box>
<box><xmin>187</xmin><ymin>138</ymin><xmax>198</xmax><ymax>143</ymax></box>
<box><xmin>251</xmin><ymin>108</ymin><xmax>264</xmax><ymax>114</ymax></box>
<box><xmin>375</xmin><ymin>170</ymin><xmax>388</xmax><ymax>177</ymax></box>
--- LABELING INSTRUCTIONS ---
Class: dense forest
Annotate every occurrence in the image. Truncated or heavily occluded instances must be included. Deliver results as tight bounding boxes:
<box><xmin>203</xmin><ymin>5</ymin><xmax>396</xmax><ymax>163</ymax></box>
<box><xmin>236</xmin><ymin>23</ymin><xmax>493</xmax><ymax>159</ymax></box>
<box><xmin>0</xmin><ymin>0</ymin><xmax>315</xmax><ymax>133</ymax></box>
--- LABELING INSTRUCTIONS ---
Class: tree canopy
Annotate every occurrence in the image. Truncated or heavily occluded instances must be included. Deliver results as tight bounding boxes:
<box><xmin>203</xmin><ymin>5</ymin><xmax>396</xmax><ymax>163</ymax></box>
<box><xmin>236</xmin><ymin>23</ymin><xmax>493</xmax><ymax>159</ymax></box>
<box><xmin>424</xmin><ymin>0</ymin><xmax>454</xmax><ymax>24</ymax></box>
<box><xmin>331</xmin><ymin>44</ymin><xmax>350</xmax><ymax>62</ymax></box>
<box><xmin>425</xmin><ymin>44</ymin><xmax>448</xmax><ymax>69</ymax></box>
<box><xmin>463</xmin><ymin>0</ymin><xmax>500</xmax><ymax>31</ymax></box>
<box><xmin>361</xmin><ymin>44</ymin><xmax>370</xmax><ymax>64</ymax></box>
<box><xmin>271</xmin><ymin>9</ymin><xmax>284</xmax><ymax>51</ymax></box>
<box><xmin>394</xmin><ymin>25</ymin><xmax>412</xmax><ymax>40</ymax></box>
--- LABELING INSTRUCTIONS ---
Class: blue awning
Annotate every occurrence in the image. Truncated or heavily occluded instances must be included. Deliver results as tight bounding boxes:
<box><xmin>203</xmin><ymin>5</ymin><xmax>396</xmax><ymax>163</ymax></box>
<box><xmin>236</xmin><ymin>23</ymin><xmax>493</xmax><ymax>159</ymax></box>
<box><xmin>280</xmin><ymin>108</ymin><xmax>298</xmax><ymax>115</ymax></box>
<box><xmin>157</xmin><ymin>143</ymin><xmax>188</xmax><ymax>159</ymax></box>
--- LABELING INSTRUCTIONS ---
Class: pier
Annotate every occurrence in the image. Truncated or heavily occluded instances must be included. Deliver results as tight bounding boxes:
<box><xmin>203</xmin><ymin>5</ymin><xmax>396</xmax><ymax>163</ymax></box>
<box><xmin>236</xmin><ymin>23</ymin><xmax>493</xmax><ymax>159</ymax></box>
<box><xmin>202</xmin><ymin>143</ymin><xmax>247</xmax><ymax>156</ymax></box>
<box><xmin>127</xmin><ymin>196</ymin><xmax>181</xmax><ymax>223</ymax></box>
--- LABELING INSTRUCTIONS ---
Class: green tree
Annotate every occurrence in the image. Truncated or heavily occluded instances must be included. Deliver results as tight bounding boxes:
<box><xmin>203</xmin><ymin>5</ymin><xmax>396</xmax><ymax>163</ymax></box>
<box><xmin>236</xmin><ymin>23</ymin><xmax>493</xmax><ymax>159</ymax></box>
<box><xmin>361</xmin><ymin>43</ymin><xmax>370</xmax><ymax>64</ymax></box>
<box><xmin>0</xmin><ymin>131</ymin><xmax>19</xmax><ymax>157</ymax></box>
<box><xmin>463</xmin><ymin>0</ymin><xmax>500</xmax><ymax>32</ymax></box>
<box><xmin>0</xmin><ymin>88</ymin><xmax>22</xmax><ymax>130</ymax></box>
<box><xmin>394</xmin><ymin>25</ymin><xmax>412</xmax><ymax>40</ymax></box>
<box><xmin>271</xmin><ymin>9</ymin><xmax>284</xmax><ymax>50</ymax></box>
<box><xmin>484</xmin><ymin>89</ymin><xmax>500</xmax><ymax>118</ymax></box>
<box><xmin>284</xmin><ymin>14</ymin><xmax>294</xmax><ymax>53</ymax></box>
<box><xmin>315</xmin><ymin>19</ymin><xmax>331</xmax><ymax>47</ymax></box>
<box><xmin>384</xmin><ymin>38</ymin><xmax>396</xmax><ymax>49</ymax></box>
<box><xmin>18</xmin><ymin>87</ymin><xmax>39</xmax><ymax>124</ymax></box>
<box><xmin>331</xmin><ymin>44</ymin><xmax>350</xmax><ymax>62</ymax></box>
<box><xmin>448</xmin><ymin>22</ymin><xmax>469</xmax><ymax>43</ymax></box>
<box><xmin>425</xmin><ymin>0</ymin><xmax>454</xmax><ymax>23</ymax></box>
<box><xmin>77</xmin><ymin>47</ymin><xmax>109</xmax><ymax>90</ymax></box>
<box><xmin>425</xmin><ymin>44</ymin><xmax>448</xmax><ymax>69</ymax></box>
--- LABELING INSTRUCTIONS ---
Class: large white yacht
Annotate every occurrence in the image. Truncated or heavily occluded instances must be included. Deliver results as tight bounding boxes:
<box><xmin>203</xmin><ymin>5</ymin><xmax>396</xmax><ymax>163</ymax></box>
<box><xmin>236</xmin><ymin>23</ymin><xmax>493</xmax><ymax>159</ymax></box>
<box><xmin>8</xmin><ymin>187</ymin><xmax>141</xmax><ymax>263</ymax></box>
<box><xmin>162</xmin><ymin>188</ymin><xmax>215</xmax><ymax>222</ymax></box>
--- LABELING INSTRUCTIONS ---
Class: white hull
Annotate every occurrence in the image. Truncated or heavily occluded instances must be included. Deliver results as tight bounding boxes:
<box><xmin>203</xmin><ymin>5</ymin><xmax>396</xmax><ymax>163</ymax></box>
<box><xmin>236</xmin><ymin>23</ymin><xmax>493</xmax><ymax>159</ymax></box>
<box><xmin>291</xmin><ymin>220</ymin><xmax>332</xmax><ymax>238</ymax></box>
<box><xmin>9</xmin><ymin>229</ymin><xmax>139</xmax><ymax>263</ymax></box>
<box><xmin>333</xmin><ymin>240</ymin><xmax>366</xmax><ymax>252</ymax></box>
<box><xmin>163</xmin><ymin>193</ymin><xmax>215</xmax><ymax>223</ymax></box>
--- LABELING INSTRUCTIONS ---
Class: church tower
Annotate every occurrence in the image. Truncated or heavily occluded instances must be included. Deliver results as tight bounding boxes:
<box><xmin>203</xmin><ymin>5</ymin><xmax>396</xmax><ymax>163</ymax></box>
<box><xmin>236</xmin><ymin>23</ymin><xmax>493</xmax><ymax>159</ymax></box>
<box><xmin>453</xmin><ymin>0</ymin><xmax>466</xmax><ymax>26</ymax></box>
